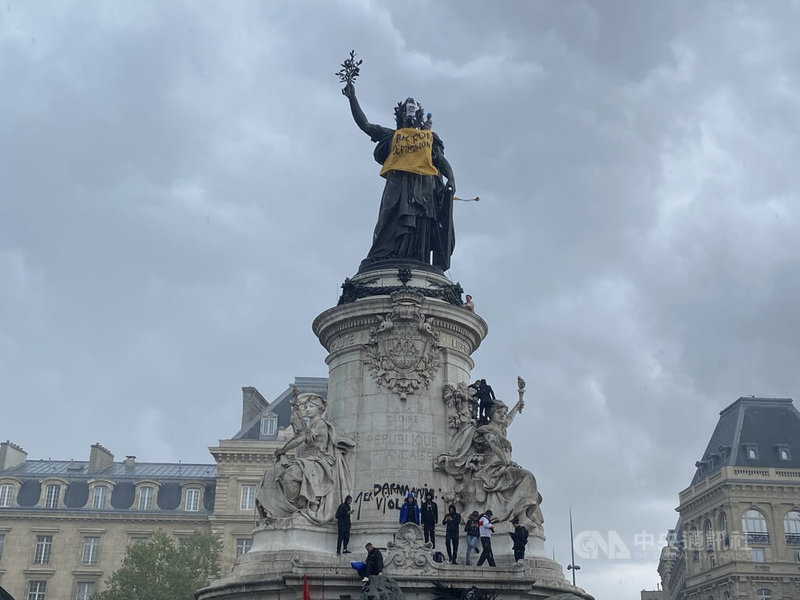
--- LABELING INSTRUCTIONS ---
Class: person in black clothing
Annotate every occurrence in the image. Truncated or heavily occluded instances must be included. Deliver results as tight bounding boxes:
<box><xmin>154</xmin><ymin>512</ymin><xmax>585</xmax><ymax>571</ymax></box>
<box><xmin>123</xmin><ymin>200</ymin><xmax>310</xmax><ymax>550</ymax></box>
<box><xmin>469</xmin><ymin>379</ymin><xmax>496</xmax><ymax>421</ymax></box>
<box><xmin>478</xmin><ymin>379</ymin><xmax>496</xmax><ymax>421</ymax></box>
<box><xmin>356</xmin><ymin>543</ymin><xmax>384</xmax><ymax>581</ymax></box>
<box><xmin>509</xmin><ymin>517</ymin><xmax>529</xmax><ymax>561</ymax></box>
<box><xmin>336</xmin><ymin>495</ymin><xmax>353</xmax><ymax>554</ymax></box>
<box><xmin>420</xmin><ymin>491</ymin><xmax>439</xmax><ymax>548</ymax></box>
<box><xmin>442</xmin><ymin>504</ymin><xmax>462</xmax><ymax>564</ymax></box>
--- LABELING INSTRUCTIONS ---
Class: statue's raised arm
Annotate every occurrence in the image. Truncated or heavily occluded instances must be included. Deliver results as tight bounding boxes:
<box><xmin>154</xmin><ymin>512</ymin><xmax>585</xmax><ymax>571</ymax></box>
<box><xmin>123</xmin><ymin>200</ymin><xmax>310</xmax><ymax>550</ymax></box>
<box><xmin>342</xmin><ymin>82</ymin><xmax>378</xmax><ymax>137</ymax></box>
<box><xmin>337</xmin><ymin>52</ymin><xmax>458</xmax><ymax>273</ymax></box>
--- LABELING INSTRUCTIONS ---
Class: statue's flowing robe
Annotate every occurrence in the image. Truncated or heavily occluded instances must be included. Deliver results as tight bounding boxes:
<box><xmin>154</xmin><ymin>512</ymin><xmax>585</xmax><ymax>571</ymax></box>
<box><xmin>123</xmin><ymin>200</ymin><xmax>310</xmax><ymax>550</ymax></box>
<box><xmin>358</xmin><ymin>124</ymin><xmax>454</xmax><ymax>272</ymax></box>
<box><xmin>435</xmin><ymin>421</ymin><xmax>543</xmax><ymax>529</ymax></box>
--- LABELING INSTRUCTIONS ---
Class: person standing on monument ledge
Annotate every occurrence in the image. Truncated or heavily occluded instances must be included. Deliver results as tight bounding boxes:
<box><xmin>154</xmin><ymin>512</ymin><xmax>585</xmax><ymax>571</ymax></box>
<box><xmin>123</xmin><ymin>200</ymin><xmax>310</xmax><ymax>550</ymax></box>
<box><xmin>342</xmin><ymin>81</ymin><xmax>457</xmax><ymax>272</ymax></box>
<box><xmin>476</xmin><ymin>509</ymin><xmax>497</xmax><ymax>567</ymax></box>
<box><xmin>463</xmin><ymin>510</ymin><xmax>481</xmax><ymax>566</ymax></box>
<box><xmin>421</xmin><ymin>491</ymin><xmax>439</xmax><ymax>548</ymax></box>
<box><xmin>509</xmin><ymin>517</ymin><xmax>529</xmax><ymax>561</ymax></box>
<box><xmin>398</xmin><ymin>492</ymin><xmax>420</xmax><ymax>524</ymax></box>
<box><xmin>335</xmin><ymin>495</ymin><xmax>353</xmax><ymax>555</ymax></box>
<box><xmin>443</xmin><ymin>504</ymin><xmax>462</xmax><ymax>564</ymax></box>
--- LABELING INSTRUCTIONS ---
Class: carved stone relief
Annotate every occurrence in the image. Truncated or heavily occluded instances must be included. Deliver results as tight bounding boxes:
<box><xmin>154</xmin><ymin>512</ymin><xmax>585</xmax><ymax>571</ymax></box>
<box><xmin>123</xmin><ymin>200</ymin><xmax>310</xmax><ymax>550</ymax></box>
<box><xmin>365</xmin><ymin>292</ymin><xmax>441</xmax><ymax>400</ymax></box>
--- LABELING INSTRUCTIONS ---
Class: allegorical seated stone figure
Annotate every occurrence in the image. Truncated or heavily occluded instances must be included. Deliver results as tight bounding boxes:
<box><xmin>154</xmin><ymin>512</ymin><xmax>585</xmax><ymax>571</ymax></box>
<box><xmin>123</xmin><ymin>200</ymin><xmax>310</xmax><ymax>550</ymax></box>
<box><xmin>435</xmin><ymin>385</ymin><xmax>543</xmax><ymax>533</ymax></box>
<box><xmin>256</xmin><ymin>391</ymin><xmax>355</xmax><ymax>525</ymax></box>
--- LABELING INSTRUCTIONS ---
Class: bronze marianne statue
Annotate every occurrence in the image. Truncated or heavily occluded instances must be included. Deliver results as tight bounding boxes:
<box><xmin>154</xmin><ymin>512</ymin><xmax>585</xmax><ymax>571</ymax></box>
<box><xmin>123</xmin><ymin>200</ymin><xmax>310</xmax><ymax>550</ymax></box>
<box><xmin>339</xmin><ymin>53</ymin><xmax>457</xmax><ymax>273</ymax></box>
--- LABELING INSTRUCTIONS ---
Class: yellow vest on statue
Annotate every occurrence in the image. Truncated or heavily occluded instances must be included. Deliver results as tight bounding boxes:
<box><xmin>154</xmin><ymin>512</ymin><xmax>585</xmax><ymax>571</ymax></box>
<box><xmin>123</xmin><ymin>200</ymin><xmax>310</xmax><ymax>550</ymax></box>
<box><xmin>379</xmin><ymin>128</ymin><xmax>439</xmax><ymax>178</ymax></box>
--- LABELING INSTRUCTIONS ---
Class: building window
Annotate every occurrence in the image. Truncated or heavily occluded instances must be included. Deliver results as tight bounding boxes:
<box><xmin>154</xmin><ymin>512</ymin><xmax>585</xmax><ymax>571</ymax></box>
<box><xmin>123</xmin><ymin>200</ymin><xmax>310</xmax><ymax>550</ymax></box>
<box><xmin>81</xmin><ymin>536</ymin><xmax>100</xmax><ymax>565</ymax></box>
<box><xmin>0</xmin><ymin>483</ymin><xmax>13</xmax><ymax>507</ymax></box>
<box><xmin>240</xmin><ymin>485</ymin><xmax>256</xmax><ymax>511</ymax></box>
<box><xmin>777</xmin><ymin>445</ymin><xmax>791</xmax><ymax>461</ymax></box>
<box><xmin>686</xmin><ymin>526</ymin><xmax>700</xmax><ymax>561</ymax></box>
<box><xmin>44</xmin><ymin>483</ymin><xmax>61</xmax><ymax>508</ymax></box>
<box><xmin>27</xmin><ymin>581</ymin><xmax>47</xmax><ymax>600</ymax></box>
<box><xmin>91</xmin><ymin>485</ymin><xmax>108</xmax><ymax>509</ymax></box>
<box><xmin>750</xmin><ymin>548</ymin><xmax>765</xmax><ymax>562</ymax></box>
<box><xmin>756</xmin><ymin>589</ymin><xmax>772</xmax><ymax>600</ymax></box>
<box><xmin>33</xmin><ymin>535</ymin><xmax>53</xmax><ymax>564</ymax></box>
<box><xmin>75</xmin><ymin>582</ymin><xmax>95</xmax><ymax>600</ymax></box>
<box><xmin>138</xmin><ymin>486</ymin><xmax>154</xmax><ymax>510</ymax></box>
<box><xmin>784</xmin><ymin>510</ymin><xmax>800</xmax><ymax>545</ymax></box>
<box><xmin>0</xmin><ymin>532</ymin><xmax>4</xmax><ymax>559</ymax></box>
<box><xmin>236</xmin><ymin>537</ymin><xmax>253</xmax><ymax>557</ymax></box>
<box><xmin>185</xmin><ymin>488</ymin><xmax>200</xmax><ymax>512</ymax></box>
<box><xmin>743</xmin><ymin>443</ymin><xmax>759</xmax><ymax>459</ymax></box>
<box><xmin>260</xmin><ymin>416</ymin><xmax>278</xmax><ymax>437</ymax></box>
<box><xmin>718</xmin><ymin>512</ymin><xmax>729</xmax><ymax>549</ymax></box>
<box><xmin>129</xmin><ymin>536</ymin><xmax>149</xmax><ymax>545</ymax></box>
<box><xmin>742</xmin><ymin>509</ymin><xmax>769</xmax><ymax>545</ymax></box>
<box><xmin>703</xmin><ymin>519</ymin><xmax>714</xmax><ymax>551</ymax></box>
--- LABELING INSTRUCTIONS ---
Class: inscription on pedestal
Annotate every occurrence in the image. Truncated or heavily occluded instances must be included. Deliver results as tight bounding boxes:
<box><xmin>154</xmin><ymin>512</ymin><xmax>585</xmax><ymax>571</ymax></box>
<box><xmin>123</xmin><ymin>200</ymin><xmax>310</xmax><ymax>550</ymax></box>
<box><xmin>351</xmin><ymin>482</ymin><xmax>439</xmax><ymax>520</ymax></box>
<box><xmin>331</xmin><ymin>333</ymin><xmax>356</xmax><ymax>351</ymax></box>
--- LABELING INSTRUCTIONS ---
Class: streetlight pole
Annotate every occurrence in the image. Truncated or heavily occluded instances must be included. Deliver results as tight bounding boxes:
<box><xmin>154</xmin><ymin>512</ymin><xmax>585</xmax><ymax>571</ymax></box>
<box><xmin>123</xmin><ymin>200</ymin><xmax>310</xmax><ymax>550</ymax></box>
<box><xmin>567</xmin><ymin>507</ymin><xmax>581</xmax><ymax>586</ymax></box>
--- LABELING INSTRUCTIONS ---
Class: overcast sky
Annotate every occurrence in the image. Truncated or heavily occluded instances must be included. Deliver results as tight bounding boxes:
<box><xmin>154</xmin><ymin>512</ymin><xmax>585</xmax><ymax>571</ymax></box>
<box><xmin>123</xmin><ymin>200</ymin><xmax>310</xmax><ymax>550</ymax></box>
<box><xmin>3</xmin><ymin>1</ymin><xmax>800</xmax><ymax>597</ymax></box>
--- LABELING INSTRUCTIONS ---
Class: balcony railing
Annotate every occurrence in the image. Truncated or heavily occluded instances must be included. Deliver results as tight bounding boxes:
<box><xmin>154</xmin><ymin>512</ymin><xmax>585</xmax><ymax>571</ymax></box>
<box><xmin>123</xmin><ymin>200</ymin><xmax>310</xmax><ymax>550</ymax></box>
<box><xmin>744</xmin><ymin>532</ymin><xmax>770</xmax><ymax>545</ymax></box>
<box><xmin>785</xmin><ymin>533</ymin><xmax>800</xmax><ymax>546</ymax></box>
<box><xmin>680</xmin><ymin>466</ymin><xmax>800</xmax><ymax>504</ymax></box>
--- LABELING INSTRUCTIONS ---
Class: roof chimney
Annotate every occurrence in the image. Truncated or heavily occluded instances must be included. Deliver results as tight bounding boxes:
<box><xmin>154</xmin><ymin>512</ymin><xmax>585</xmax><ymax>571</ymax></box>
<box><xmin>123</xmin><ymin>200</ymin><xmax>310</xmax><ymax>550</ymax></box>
<box><xmin>0</xmin><ymin>441</ymin><xmax>27</xmax><ymax>471</ymax></box>
<box><xmin>89</xmin><ymin>443</ymin><xmax>114</xmax><ymax>472</ymax></box>
<box><xmin>124</xmin><ymin>455</ymin><xmax>136</xmax><ymax>471</ymax></box>
<box><xmin>242</xmin><ymin>386</ymin><xmax>269</xmax><ymax>428</ymax></box>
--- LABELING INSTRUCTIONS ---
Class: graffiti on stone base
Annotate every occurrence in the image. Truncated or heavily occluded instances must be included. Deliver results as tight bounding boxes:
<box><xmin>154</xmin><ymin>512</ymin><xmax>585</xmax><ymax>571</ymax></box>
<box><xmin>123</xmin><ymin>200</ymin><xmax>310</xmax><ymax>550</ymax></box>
<box><xmin>351</xmin><ymin>482</ymin><xmax>438</xmax><ymax>520</ymax></box>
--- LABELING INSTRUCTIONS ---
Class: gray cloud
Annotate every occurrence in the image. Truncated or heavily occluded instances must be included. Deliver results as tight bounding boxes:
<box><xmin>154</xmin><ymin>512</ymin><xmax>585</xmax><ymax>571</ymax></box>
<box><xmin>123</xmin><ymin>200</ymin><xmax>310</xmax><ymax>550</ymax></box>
<box><xmin>3</xmin><ymin>1</ymin><xmax>800</xmax><ymax>596</ymax></box>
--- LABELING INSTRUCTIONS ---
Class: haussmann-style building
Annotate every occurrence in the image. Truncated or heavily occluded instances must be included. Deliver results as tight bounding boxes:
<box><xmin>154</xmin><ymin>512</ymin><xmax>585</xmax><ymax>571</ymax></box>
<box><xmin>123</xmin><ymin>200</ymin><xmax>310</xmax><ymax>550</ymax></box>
<box><xmin>658</xmin><ymin>396</ymin><xmax>800</xmax><ymax>600</ymax></box>
<box><xmin>0</xmin><ymin>377</ymin><xmax>323</xmax><ymax>600</ymax></box>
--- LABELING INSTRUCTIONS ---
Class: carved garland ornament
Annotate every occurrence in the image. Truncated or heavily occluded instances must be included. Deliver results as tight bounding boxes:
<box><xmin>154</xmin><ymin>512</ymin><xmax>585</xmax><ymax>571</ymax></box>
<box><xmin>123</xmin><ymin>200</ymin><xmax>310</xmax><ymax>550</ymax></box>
<box><xmin>365</xmin><ymin>292</ymin><xmax>441</xmax><ymax>400</ymax></box>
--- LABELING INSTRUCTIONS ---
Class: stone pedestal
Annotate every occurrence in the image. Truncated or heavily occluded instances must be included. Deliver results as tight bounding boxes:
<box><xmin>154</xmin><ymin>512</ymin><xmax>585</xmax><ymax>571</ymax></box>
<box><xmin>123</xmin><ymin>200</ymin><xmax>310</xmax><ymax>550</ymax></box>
<box><xmin>198</xmin><ymin>268</ymin><xmax>592</xmax><ymax>600</ymax></box>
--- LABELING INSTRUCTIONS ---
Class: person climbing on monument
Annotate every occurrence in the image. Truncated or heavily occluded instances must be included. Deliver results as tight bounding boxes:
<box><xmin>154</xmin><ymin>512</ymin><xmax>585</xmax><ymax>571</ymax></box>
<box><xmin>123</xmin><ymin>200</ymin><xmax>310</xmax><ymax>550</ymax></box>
<box><xmin>477</xmin><ymin>379</ymin><xmax>496</xmax><ymax>422</ymax></box>
<box><xmin>509</xmin><ymin>517</ymin><xmax>529</xmax><ymax>561</ymax></box>
<box><xmin>351</xmin><ymin>543</ymin><xmax>384</xmax><ymax>582</ymax></box>
<box><xmin>342</xmin><ymin>81</ymin><xmax>457</xmax><ymax>272</ymax></box>
<box><xmin>476</xmin><ymin>509</ymin><xmax>496</xmax><ymax>567</ymax></box>
<box><xmin>336</xmin><ymin>495</ymin><xmax>354</xmax><ymax>555</ymax></box>
<box><xmin>463</xmin><ymin>294</ymin><xmax>474</xmax><ymax>312</ymax></box>
<box><xmin>398</xmin><ymin>492</ymin><xmax>420</xmax><ymax>524</ymax></box>
<box><xmin>463</xmin><ymin>510</ymin><xmax>481</xmax><ymax>566</ymax></box>
<box><xmin>442</xmin><ymin>504</ymin><xmax>462</xmax><ymax>564</ymax></box>
<box><xmin>421</xmin><ymin>491</ymin><xmax>439</xmax><ymax>548</ymax></box>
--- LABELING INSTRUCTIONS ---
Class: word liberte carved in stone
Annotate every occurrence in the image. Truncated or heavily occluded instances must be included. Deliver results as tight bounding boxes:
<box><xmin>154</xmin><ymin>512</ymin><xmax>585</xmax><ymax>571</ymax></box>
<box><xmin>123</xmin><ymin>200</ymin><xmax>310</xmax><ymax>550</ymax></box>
<box><xmin>365</xmin><ymin>291</ymin><xmax>441</xmax><ymax>401</ymax></box>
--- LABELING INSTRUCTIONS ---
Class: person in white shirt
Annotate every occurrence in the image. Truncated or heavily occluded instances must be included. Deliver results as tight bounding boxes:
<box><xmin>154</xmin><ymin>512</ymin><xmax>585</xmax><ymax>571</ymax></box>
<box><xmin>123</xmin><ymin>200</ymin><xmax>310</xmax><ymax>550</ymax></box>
<box><xmin>476</xmin><ymin>509</ymin><xmax>496</xmax><ymax>567</ymax></box>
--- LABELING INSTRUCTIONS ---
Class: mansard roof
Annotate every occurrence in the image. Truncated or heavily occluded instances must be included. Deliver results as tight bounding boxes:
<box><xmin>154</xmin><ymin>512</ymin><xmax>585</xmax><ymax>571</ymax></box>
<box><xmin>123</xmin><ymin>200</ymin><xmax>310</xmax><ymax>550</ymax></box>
<box><xmin>692</xmin><ymin>396</ymin><xmax>800</xmax><ymax>483</ymax></box>
<box><xmin>0</xmin><ymin>451</ymin><xmax>216</xmax><ymax>513</ymax></box>
<box><xmin>3</xmin><ymin>460</ymin><xmax>215</xmax><ymax>479</ymax></box>
<box><xmin>233</xmin><ymin>376</ymin><xmax>328</xmax><ymax>440</ymax></box>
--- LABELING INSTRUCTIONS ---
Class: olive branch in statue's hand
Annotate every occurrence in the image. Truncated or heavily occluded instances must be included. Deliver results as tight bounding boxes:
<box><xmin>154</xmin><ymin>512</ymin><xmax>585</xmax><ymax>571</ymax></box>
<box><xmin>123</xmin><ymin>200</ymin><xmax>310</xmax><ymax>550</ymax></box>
<box><xmin>336</xmin><ymin>50</ymin><xmax>362</xmax><ymax>92</ymax></box>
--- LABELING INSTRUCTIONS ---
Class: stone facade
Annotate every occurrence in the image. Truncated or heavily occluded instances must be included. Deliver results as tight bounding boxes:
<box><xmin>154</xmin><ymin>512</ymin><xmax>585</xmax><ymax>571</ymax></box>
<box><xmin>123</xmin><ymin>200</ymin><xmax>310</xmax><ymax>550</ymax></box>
<box><xmin>0</xmin><ymin>442</ymin><xmax>215</xmax><ymax>600</ymax></box>
<box><xmin>658</xmin><ymin>397</ymin><xmax>800</xmax><ymax>600</ymax></box>
<box><xmin>0</xmin><ymin>379</ymin><xmax>317</xmax><ymax>600</ymax></box>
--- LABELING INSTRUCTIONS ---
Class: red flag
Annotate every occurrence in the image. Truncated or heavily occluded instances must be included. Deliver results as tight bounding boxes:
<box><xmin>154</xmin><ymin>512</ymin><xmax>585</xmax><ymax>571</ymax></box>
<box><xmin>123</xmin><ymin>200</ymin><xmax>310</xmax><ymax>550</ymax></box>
<box><xmin>303</xmin><ymin>575</ymin><xmax>311</xmax><ymax>600</ymax></box>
